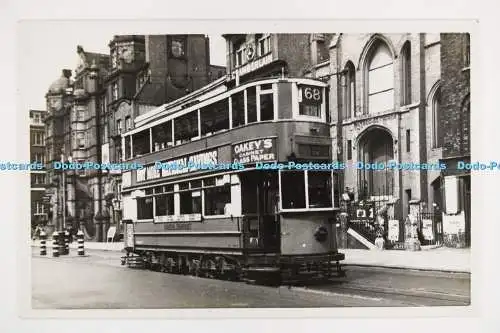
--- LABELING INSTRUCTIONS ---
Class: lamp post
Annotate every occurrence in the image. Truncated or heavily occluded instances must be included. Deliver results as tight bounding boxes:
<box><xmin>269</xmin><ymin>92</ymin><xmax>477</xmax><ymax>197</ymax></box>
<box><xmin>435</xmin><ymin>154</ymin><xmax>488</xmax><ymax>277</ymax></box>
<box><xmin>60</xmin><ymin>153</ymin><xmax>73</xmax><ymax>231</ymax></box>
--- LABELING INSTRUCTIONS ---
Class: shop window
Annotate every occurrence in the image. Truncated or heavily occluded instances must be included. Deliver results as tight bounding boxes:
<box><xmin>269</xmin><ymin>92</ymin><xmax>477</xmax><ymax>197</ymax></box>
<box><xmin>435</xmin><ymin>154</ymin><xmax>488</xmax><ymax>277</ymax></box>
<box><xmin>132</xmin><ymin>129</ymin><xmax>150</xmax><ymax>157</ymax></box>
<box><xmin>137</xmin><ymin>197</ymin><xmax>153</xmax><ymax>220</ymax></box>
<box><xmin>231</xmin><ymin>91</ymin><xmax>245</xmax><ymax>128</ymax></box>
<box><xmin>201</xmin><ymin>99</ymin><xmax>229</xmax><ymax>136</ymax></box>
<box><xmin>308</xmin><ymin>171</ymin><xmax>332</xmax><ymax>208</ymax></box>
<box><xmin>204</xmin><ymin>176</ymin><xmax>231</xmax><ymax>216</ymax></box>
<box><xmin>174</xmin><ymin>111</ymin><xmax>199</xmax><ymax>144</ymax></box>
<box><xmin>259</xmin><ymin>92</ymin><xmax>274</xmax><ymax>121</ymax></box>
<box><xmin>152</xmin><ymin>120</ymin><xmax>173</xmax><ymax>151</ymax></box>
<box><xmin>281</xmin><ymin>171</ymin><xmax>306</xmax><ymax>209</ymax></box>
<box><xmin>247</xmin><ymin>86</ymin><xmax>257</xmax><ymax>123</ymax></box>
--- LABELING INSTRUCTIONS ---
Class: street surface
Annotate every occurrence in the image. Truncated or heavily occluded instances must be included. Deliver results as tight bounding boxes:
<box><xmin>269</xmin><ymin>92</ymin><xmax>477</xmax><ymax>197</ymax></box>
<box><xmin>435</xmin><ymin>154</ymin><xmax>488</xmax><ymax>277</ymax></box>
<box><xmin>31</xmin><ymin>248</ymin><xmax>470</xmax><ymax>309</ymax></box>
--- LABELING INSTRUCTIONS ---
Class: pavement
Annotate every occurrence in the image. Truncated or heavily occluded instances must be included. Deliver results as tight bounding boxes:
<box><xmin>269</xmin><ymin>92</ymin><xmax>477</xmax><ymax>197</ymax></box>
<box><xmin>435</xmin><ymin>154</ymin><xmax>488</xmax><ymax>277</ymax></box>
<box><xmin>31</xmin><ymin>240</ymin><xmax>471</xmax><ymax>273</ymax></box>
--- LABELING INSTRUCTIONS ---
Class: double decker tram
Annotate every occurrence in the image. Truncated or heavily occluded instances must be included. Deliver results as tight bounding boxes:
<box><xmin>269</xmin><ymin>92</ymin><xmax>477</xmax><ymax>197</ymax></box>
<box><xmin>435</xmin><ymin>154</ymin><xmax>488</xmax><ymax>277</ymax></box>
<box><xmin>120</xmin><ymin>77</ymin><xmax>345</xmax><ymax>284</ymax></box>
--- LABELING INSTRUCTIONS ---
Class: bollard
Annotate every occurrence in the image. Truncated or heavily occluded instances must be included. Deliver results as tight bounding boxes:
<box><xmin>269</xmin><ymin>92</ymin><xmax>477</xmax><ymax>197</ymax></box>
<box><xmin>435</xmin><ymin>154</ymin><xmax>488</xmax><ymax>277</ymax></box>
<box><xmin>52</xmin><ymin>231</ymin><xmax>59</xmax><ymax>257</ymax></box>
<box><xmin>39</xmin><ymin>230</ymin><xmax>47</xmax><ymax>256</ymax></box>
<box><xmin>77</xmin><ymin>230</ymin><xmax>85</xmax><ymax>256</ymax></box>
<box><xmin>64</xmin><ymin>230</ymin><xmax>70</xmax><ymax>255</ymax></box>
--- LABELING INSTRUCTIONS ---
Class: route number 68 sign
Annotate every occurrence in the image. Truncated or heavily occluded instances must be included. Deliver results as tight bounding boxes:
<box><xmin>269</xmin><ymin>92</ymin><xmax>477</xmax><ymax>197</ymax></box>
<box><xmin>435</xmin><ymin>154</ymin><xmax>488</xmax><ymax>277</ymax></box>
<box><xmin>300</xmin><ymin>85</ymin><xmax>323</xmax><ymax>105</ymax></box>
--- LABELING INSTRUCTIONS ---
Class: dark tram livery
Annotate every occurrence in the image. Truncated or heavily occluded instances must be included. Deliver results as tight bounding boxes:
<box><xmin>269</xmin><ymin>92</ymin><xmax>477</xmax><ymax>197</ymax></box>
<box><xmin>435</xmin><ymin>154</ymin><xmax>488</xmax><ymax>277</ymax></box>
<box><xmin>120</xmin><ymin>76</ymin><xmax>345</xmax><ymax>284</ymax></box>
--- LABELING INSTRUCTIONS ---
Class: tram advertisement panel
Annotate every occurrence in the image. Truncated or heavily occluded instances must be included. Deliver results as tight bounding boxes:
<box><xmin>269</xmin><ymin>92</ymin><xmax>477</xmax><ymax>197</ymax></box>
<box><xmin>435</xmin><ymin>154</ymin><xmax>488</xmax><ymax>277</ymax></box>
<box><xmin>232</xmin><ymin>137</ymin><xmax>277</xmax><ymax>164</ymax></box>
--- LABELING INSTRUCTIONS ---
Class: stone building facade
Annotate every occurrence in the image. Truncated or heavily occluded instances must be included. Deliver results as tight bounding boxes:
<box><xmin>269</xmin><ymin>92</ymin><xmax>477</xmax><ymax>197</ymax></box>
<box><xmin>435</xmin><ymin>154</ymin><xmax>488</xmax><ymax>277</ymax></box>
<box><xmin>30</xmin><ymin>109</ymin><xmax>48</xmax><ymax>232</ymax></box>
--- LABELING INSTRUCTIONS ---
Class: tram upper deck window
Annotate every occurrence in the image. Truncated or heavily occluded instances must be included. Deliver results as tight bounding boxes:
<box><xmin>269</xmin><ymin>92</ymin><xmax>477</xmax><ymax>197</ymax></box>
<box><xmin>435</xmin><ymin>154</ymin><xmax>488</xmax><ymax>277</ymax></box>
<box><xmin>260</xmin><ymin>92</ymin><xmax>274</xmax><ymax>121</ymax></box>
<box><xmin>247</xmin><ymin>86</ymin><xmax>257</xmax><ymax>123</ymax></box>
<box><xmin>132</xmin><ymin>129</ymin><xmax>150</xmax><ymax>157</ymax></box>
<box><xmin>174</xmin><ymin>111</ymin><xmax>199</xmax><ymax>144</ymax></box>
<box><xmin>231</xmin><ymin>91</ymin><xmax>245</xmax><ymax>128</ymax></box>
<box><xmin>281</xmin><ymin>171</ymin><xmax>306</xmax><ymax>209</ymax></box>
<box><xmin>201</xmin><ymin>99</ymin><xmax>229</xmax><ymax>136</ymax></box>
<box><xmin>152</xmin><ymin>120</ymin><xmax>173</xmax><ymax>151</ymax></box>
<box><xmin>299</xmin><ymin>85</ymin><xmax>323</xmax><ymax>118</ymax></box>
<box><xmin>137</xmin><ymin>197</ymin><xmax>153</xmax><ymax>220</ymax></box>
<box><xmin>124</xmin><ymin>136</ymin><xmax>131</xmax><ymax>159</ymax></box>
<box><xmin>308</xmin><ymin>171</ymin><xmax>332</xmax><ymax>208</ymax></box>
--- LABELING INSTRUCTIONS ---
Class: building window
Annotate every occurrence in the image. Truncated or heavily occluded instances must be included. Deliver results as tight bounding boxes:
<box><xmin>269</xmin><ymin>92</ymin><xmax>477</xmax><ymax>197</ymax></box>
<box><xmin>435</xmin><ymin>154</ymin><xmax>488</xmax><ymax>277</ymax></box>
<box><xmin>432</xmin><ymin>88</ymin><xmax>441</xmax><ymax>148</ymax></box>
<box><xmin>406</xmin><ymin>129</ymin><xmax>411</xmax><ymax>152</ymax></box>
<box><xmin>116</xmin><ymin>119</ymin><xmax>122</xmax><ymax>134</ymax></box>
<box><xmin>347</xmin><ymin>140</ymin><xmax>352</xmax><ymax>160</ymax></box>
<box><xmin>33</xmin><ymin>132</ymin><xmax>44</xmax><ymax>146</ymax></box>
<box><xmin>464</xmin><ymin>33</ymin><xmax>470</xmax><ymax>67</ymax></box>
<box><xmin>137</xmin><ymin>197</ymin><xmax>153</xmax><ymax>220</ymax></box>
<box><xmin>35</xmin><ymin>202</ymin><xmax>45</xmax><ymax>214</ymax></box>
<box><xmin>200</xmin><ymin>99</ymin><xmax>229</xmax><ymax>136</ymax></box>
<box><xmin>112</xmin><ymin>82</ymin><xmax>118</xmax><ymax>101</ymax></box>
<box><xmin>400</xmin><ymin>42</ymin><xmax>412</xmax><ymax>106</ymax></box>
<box><xmin>461</xmin><ymin>96</ymin><xmax>470</xmax><ymax>154</ymax></box>
<box><xmin>234</xmin><ymin>39</ymin><xmax>246</xmax><ymax>67</ymax></box>
<box><xmin>203</xmin><ymin>176</ymin><xmax>231</xmax><ymax>216</ymax></box>
<box><xmin>231</xmin><ymin>91</ymin><xmax>245</xmax><ymax>128</ymax></box>
<box><xmin>257</xmin><ymin>34</ymin><xmax>271</xmax><ymax>57</ymax></box>
<box><xmin>179</xmin><ymin>181</ymin><xmax>202</xmax><ymax>214</ymax></box>
<box><xmin>343</xmin><ymin>62</ymin><xmax>356</xmax><ymax>119</ymax></box>
<box><xmin>174</xmin><ymin>111</ymin><xmax>199</xmax><ymax>144</ymax></box>
<box><xmin>152</xmin><ymin>120</ymin><xmax>173</xmax><ymax>151</ymax></box>
<box><xmin>125</xmin><ymin>116</ymin><xmax>132</xmax><ymax>130</ymax></box>
<box><xmin>366</xmin><ymin>40</ymin><xmax>394</xmax><ymax>114</ymax></box>
<box><xmin>33</xmin><ymin>153</ymin><xmax>44</xmax><ymax>164</ymax></box>
<box><xmin>77</xmin><ymin>109</ymin><xmax>85</xmax><ymax>121</ymax></box>
<box><xmin>32</xmin><ymin>174</ymin><xmax>45</xmax><ymax>185</ymax></box>
<box><xmin>76</xmin><ymin>132</ymin><xmax>85</xmax><ymax>149</ymax></box>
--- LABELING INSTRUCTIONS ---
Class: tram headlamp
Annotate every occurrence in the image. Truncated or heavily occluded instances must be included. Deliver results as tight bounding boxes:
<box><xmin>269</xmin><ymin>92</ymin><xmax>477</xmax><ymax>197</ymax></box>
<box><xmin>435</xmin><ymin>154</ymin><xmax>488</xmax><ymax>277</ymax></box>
<box><xmin>314</xmin><ymin>226</ymin><xmax>328</xmax><ymax>243</ymax></box>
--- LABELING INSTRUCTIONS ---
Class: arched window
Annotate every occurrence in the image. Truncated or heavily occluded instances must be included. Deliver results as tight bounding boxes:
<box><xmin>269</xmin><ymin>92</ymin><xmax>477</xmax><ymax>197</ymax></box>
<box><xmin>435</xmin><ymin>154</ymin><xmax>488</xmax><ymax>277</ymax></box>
<box><xmin>343</xmin><ymin>61</ymin><xmax>356</xmax><ymax>119</ymax></box>
<box><xmin>400</xmin><ymin>42</ymin><xmax>411</xmax><ymax>106</ymax></box>
<box><xmin>432</xmin><ymin>88</ymin><xmax>441</xmax><ymax>148</ymax></box>
<box><xmin>366</xmin><ymin>41</ymin><xmax>394</xmax><ymax>114</ymax></box>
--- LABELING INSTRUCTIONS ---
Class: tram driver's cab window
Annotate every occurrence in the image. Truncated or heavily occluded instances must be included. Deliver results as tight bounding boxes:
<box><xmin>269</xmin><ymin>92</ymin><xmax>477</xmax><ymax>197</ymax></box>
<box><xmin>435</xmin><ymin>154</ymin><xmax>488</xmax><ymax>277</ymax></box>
<box><xmin>281</xmin><ymin>171</ymin><xmax>306</xmax><ymax>209</ymax></box>
<box><xmin>179</xmin><ymin>181</ymin><xmax>202</xmax><ymax>214</ymax></box>
<box><xmin>280</xmin><ymin>170</ymin><xmax>333</xmax><ymax>209</ymax></box>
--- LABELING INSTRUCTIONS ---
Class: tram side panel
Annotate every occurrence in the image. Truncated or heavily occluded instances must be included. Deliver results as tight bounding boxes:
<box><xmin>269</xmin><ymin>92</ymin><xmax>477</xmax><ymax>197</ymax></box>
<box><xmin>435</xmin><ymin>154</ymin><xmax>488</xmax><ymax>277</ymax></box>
<box><xmin>131</xmin><ymin>217</ymin><xmax>242</xmax><ymax>252</ymax></box>
<box><xmin>280</xmin><ymin>212</ymin><xmax>338</xmax><ymax>256</ymax></box>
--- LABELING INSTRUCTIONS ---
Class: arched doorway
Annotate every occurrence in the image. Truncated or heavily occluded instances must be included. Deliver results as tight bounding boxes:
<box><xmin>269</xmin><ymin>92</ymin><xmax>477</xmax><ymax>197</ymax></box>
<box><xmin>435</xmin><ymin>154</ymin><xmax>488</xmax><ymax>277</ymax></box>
<box><xmin>358</xmin><ymin>127</ymin><xmax>394</xmax><ymax>199</ymax></box>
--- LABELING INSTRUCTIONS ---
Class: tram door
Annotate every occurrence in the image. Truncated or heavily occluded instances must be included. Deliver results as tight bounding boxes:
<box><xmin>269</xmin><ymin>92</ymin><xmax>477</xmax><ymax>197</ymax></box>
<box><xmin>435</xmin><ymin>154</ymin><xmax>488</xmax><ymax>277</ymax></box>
<box><xmin>241</xmin><ymin>171</ymin><xmax>280</xmax><ymax>252</ymax></box>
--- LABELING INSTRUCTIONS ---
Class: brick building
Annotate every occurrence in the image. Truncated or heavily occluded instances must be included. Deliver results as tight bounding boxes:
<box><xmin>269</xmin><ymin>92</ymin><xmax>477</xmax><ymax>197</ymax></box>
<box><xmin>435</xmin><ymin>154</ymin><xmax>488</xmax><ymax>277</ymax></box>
<box><xmin>30</xmin><ymin>109</ymin><xmax>48</xmax><ymax>232</ymax></box>
<box><xmin>438</xmin><ymin>33</ymin><xmax>471</xmax><ymax>248</ymax></box>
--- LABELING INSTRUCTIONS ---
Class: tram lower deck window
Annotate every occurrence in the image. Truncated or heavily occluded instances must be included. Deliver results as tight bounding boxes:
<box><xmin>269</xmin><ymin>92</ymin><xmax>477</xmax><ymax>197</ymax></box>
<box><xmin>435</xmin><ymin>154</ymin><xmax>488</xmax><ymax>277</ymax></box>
<box><xmin>204</xmin><ymin>184</ymin><xmax>231</xmax><ymax>216</ymax></box>
<box><xmin>180</xmin><ymin>190</ymin><xmax>202</xmax><ymax>214</ymax></box>
<box><xmin>155</xmin><ymin>194</ymin><xmax>174</xmax><ymax>216</ymax></box>
<box><xmin>137</xmin><ymin>197</ymin><xmax>153</xmax><ymax>220</ymax></box>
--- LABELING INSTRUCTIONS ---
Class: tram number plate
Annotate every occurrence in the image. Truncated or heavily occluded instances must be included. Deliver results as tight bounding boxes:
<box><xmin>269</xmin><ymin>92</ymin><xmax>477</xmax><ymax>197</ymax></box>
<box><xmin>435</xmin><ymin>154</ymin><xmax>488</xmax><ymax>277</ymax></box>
<box><xmin>301</xmin><ymin>85</ymin><xmax>323</xmax><ymax>105</ymax></box>
<box><xmin>164</xmin><ymin>223</ymin><xmax>192</xmax><ymax>231</ymax></box>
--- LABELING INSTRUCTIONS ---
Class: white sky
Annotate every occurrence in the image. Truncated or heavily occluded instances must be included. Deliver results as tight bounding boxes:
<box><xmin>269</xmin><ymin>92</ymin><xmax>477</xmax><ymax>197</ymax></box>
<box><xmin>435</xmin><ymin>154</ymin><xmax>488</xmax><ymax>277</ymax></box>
<box><xmin>18</xmin><ymin>21</ymin><xmax>226</xmax><ymax>112</ymax></box>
